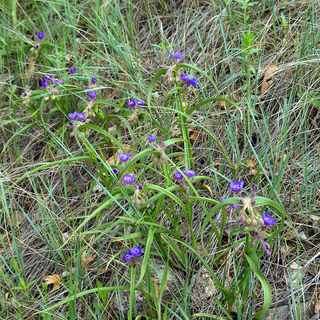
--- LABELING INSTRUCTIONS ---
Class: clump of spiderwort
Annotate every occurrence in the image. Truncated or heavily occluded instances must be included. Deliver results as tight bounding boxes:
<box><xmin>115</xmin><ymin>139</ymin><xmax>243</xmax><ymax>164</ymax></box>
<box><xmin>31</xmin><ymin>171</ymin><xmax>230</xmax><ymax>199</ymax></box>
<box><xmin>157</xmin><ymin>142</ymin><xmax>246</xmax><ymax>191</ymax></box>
<box><xmin>42</xmin><ymin>75</ymin><xmax>64</xmax><ymax>100</ymax></box>
<box><xmin>67</xmin><ymin>111</ymin><xmax>90</xmax><ymax>138</ymax></box>
<box><xmin>173</xmin><ymin>169</ymin><xmax>196</xmax><ymax>198</ymax></box>
<box><xmin>132</xmin><ymin>181</ymin><xmax>148</xmax><ymax>209</ymax></box>
<box><xmin>22</xmin><ymin>84</ymin><xmax>33</xmax><ymax>106</ymax></box>
<box><xmin>227</xmin><ymin>182</ymin><xmax>277</xmax><ymax>255</ymax></box>
<box><xmin>152</xmin><ymin>140</ymin><xmax>170</xmax><ymax>164</ymax></box>
<box><xmin>83</xmin><ymin>78</ymin><xmax>99</xmax><ymax>117</ymax></box>
<box><xmin>31</xmin><ymin>32</ymin><xmax>45</xmax><ymax>53</ymax></box>
<box><xmin>164</xmin><ymin>51</ymin><xmax>184</xmax><ymax>84</ymax></box>
<box><xmin>125</xmin><ymin>98</ymin><xmax>145</xmax><ymax>125</ymax></box>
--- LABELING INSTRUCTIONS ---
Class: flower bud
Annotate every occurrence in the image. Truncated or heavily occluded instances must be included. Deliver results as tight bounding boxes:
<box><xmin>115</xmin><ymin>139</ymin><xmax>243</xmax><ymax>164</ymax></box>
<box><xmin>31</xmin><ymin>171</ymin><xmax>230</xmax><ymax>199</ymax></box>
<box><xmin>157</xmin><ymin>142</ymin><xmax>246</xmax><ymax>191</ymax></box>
<box><xmin>252</xmin><ymin>219</ymin><xmax>258</xmax><ymax>227</ymax></box>
<box><xmin>134</xmin><ymin>199</ymin><xmax>141</xmax><ymax>208</ymax></box>
<box><xmin>239</xmin><ymin>215</ymin><xmax>246</xmax><ymax>224</ymax></box>
<box><xmin>250</xmin><ymin>240</ymin><xmax>255</xmax><ymax>249</ymax></box>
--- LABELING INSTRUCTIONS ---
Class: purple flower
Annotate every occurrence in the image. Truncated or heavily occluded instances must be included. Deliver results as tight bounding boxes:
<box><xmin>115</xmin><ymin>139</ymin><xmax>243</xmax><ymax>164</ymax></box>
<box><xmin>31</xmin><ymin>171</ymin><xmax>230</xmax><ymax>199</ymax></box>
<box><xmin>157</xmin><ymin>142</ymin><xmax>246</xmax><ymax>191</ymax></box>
<box><xmin>188</xmin><ymin>77</ymin><xmax>197</xmax><ymax>87</ymax></box>
<box><xmin>77</xmin><ymin>112</ymin><xmax>86</xmax><ymax>121</ymax></box>
<box><xmin>170</xmin><ymin>52</ymin><xmax>183</xmax><ymax>59</ymax></box>
<box><xmin>138</xmin><ymin>185</ymin><xmax>143</xmax><ymax>191</ymax></box>
<box><xmin>70</xmin><ymin>68</ymin><xmax>76</xmax><ymax>74</ymax></box>
<box><xmin>123</xmin><ymin>252</ymin><xmax>133</xmax><ymax>261</ymax></box>
<box><xmin>130</xmin><ymin>246</ymin><xmax>142</xmax><ymax>257</ymax></box>
<box><xmin>126</xmin><ymin>99</ymin><xmax>136</xmax><ymax>107</ymax></box>
<box><xmin>137</xmin><ymin>100</ymin><xmax>146</xmax><ymax>106</ymax></box>
<box><xmin>37</xmin><ymin>32</ymin><xmax>45</xmax><ymax>40</ymax></box>
<box><xmin>112</xmin><ymin>168</ymin><xmax>119</xmax><ymax>174</ymax></box>
<box><xmin>262</xmin><ymin>212</ymin><xmax>276</xmax><ymax>226</ymax></box>
<box><xmin>23</xmin><ymin>93</ymin><xmax>26</xmax><ymax>97</ymax></box>
<box><xmin>222</xmin><ymin>196</ymin><xmax>227</xmax><ymax>201</ymax></box>
<box><xmin>174</xmin><ymin>171</ymin><xmax>183</xmax><ymax>180</ymax></box>
<box><xmin>88</xmin><ymin>91</ymin><xmax>97</xmax><ymax>99</ymax></box>
<box><xmin>123</xmin><ymin>174</ymin><xmax>136</xmax><ymax>184</ymax></box>
<box><xmin>230</xmin><ymin>180</ymin><xmax>244</xmax><ymax>192</ymax></box>
<box><xmin>68</xmin><ymin>112</ymin><xmax>78</xmax><ymax>120</ymax></box>
<box><xmin>252</xmin><ymin>184</ymin><xmax>258</xmax><ymax>191</ymax></box>
<box><xmin>183</xmin><ymin>169</ymin><xmax>195</xmax><ymax>178</ymax></box>
<box><xmin>91</xmin><ymin>77</ymin><xmax>96</xmax><ymax>84</ymax></box>
<box><xmin>52</xmin><ymin>78</ymin><xmax>64</xmax><ymax>84</ymax></box>
<box><xmin>147</xmin><ymin>134</ymin><xmax>157</xmax><ymax>142</ymax></box>
<box><xmin>119</xmin><ymin>152</ymin><xmax>132</xmax><ymax>162</ymax></box>
<box><xmin>180</xmin><ymin>74</ymin><xmax>189</xmax><ymax>81</ymax></box>
<box><xmin>44</xmin><ymin>75</ymin><xmax>52</xmax><ymax>80</ymax></box>
<box><xmin>231</xmin><ymin>204</ymin><xmax>240</xmax><ymax>209</ymax></box>
<box><xmin>41</xmin><ymin>80</ymin><xmax>48</xmax><ymax>87</ymax></box>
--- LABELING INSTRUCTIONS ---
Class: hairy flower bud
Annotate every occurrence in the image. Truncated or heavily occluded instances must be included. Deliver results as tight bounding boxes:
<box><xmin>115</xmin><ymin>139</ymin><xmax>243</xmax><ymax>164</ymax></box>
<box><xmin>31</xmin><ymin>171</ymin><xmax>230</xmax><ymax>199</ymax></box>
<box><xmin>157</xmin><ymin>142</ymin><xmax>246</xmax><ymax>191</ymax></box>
<box><xmin>252</xmin><ymin>219</ymin><xmax>258</xmax><ymax>227</ymax></box>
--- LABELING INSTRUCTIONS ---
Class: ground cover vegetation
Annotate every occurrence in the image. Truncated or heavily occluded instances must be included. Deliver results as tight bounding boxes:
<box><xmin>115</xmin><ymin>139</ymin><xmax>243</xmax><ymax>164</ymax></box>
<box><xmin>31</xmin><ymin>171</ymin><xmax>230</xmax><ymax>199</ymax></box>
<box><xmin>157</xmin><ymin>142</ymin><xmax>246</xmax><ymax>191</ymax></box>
<box><xmin>0</xmin><ymin>0</ymin><xmax>320</xmax><ymax>319</ymax></box>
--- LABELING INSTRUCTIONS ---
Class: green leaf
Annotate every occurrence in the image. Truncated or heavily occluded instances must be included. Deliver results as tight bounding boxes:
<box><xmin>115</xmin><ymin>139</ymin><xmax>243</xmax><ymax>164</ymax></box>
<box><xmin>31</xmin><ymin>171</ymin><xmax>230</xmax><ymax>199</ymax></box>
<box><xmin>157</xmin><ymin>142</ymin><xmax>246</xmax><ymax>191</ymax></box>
<box><xmin>245</xmin><ymin>251</ymin><xmax>272</xmax><ymax>319</ymax></box>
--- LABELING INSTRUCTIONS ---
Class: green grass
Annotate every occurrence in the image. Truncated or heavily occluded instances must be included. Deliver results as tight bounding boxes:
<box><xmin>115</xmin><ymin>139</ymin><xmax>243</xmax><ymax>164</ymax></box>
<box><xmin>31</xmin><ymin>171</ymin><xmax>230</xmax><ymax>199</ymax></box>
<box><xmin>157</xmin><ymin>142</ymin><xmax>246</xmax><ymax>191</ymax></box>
<box><xmin>1</xmin><ymin>0</ymin><xmax>320</xmax><ymax>319</ymax></box>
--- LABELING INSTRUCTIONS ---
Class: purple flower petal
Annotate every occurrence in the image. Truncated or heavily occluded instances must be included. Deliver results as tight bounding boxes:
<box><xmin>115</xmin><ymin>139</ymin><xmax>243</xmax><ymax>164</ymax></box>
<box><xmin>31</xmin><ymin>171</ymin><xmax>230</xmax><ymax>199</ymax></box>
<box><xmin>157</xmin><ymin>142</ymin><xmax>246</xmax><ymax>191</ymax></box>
<box><xmin>119</xmin><ymin>152</ymin><xmax>132</xmax><ymax>162</ymax></box>
<box><xmin>126</xmin><ymin>99</ymin><xmax>136</xmax><ymax>107</ymax></box>
<box><xmin>262</xmin><ymin>212</ymin><xmax>276</xmax><ymax>226</ymax></box>
<box><xmin>123</xmin><ymin>252</ymin><xmax>133</xmax><ymax>261</ymax></box>
<box><xmin>187</xmin><ymin>77</ymin><xmax>197</xmax><ymax>87</ymax></box>
<box><xmin>185</xmin><ymin>169</ymin><xmax>195</xmax><ymax>178</ymax></box>
<box><xmin>180</xmin><ymin>74</ymin><xmax>189</xmax><ymax>82</ymax></box>
<box><xmin>41</xmin><ymin>80</ymin><xmax>48</xmax><ymax>87</ymax></box>
<box><xmin>77</xmin><ymin>112</ymin><xmax>86</xmax><ymax>121</ymax></box>
<box><xmin>37</xmin><ymin>32</ymin><xmax>45</xmax><ymax>40</ymax></box>
<box><xmin>123</xmin><ymin>174</ymin><xmax>136</xmax><ymax>184</ymax></box>
<box><xmin>112</xmin><ymin>168</ymin><xmax>119</xmax><ymax>174</ymax></box>
<box><xmin>147</xmin><ymin>134</ymin><xmax>157</xmax><ymax>142</ymax></box>
<box><xmin>68</xmin><ymin>112</ymin><xmax>78</xmax><ymax>120</ymax></box>
<box><xmin>174</xmin><ymin>171</ymin><xmax>183</xmax><ymax>180</ymax></box>
<box><xmin>222</xmin><ymin>197</ymin><xmax>227</xmax><ymax>201</ymax></box>
<box><xmin>170</xmin><ymin>52</ymin><xmax>183</xmax><ymax>59</ymax></box>
<box><xmin>88</xmin><ymin>91</ymin><xmax>97</xmax><ymax>99</ymax></box>
<box><xmin>131</xmin><ymin>246</ymin><xmax>142</xmax><ymax>257</ymax></box>
<box><xmin>70</xmin><ymin>68</ymin><xmax>76</xmax><ymax>74</ymax></box>
<box><xmin>44</xmin><ymin>75</ymin><xmax>52</xmax><ymax>80</ymax></box>
<box><xmin>91</xmin><ymin>77</ymin><xmax>96</xmax><ymax>84</ymax></box>
<box><xmin>137</xmin><ymin>100</ymin><xmax>145</xmax><ymax>106</ymax></box>
<box><xmin>230</xmin><ymin>180</ymin><xmax>244</xmax><ymax>192</ymax></box>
